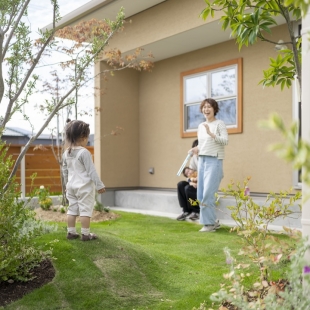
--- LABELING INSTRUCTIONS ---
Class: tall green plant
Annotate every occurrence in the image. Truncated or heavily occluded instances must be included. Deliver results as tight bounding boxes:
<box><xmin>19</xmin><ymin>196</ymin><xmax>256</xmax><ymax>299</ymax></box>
<box><xmin>0</xmin><ymin>141</ymin><xmax>56</xmax><ymax>282</ymax></box>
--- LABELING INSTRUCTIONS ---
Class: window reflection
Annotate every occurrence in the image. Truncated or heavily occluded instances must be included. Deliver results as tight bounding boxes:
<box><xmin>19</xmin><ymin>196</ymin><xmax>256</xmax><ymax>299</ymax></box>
<box><xmin>187</xmin><ymin>104</ymin><xmax>205</xmax><ymax>129</ymax></box>
<box><xmin>211</xmin><ymin>69</ymin><xmax>236</xmax><ymax>97</ymax></box>
<box><xmin>217</xmin><ymin>99</ymin><xmax>237</xmax><ymax>126</ymax></box>
<box><xmin>185</xmin><ymin>75</ymin><xmax>207</xmax><ymax>103</ymax></box>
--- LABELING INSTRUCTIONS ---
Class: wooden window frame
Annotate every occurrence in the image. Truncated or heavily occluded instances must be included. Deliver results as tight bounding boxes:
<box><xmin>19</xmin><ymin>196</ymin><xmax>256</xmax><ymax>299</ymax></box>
<box><xmin>180</xmin><ymin>58</ymin><xmax>243</xmax><ymax>138</ymax></box>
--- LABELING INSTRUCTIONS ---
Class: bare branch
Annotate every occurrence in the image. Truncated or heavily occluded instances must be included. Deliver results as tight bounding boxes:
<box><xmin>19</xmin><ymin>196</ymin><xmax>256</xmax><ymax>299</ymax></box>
<box><xmin>257</xmin><ymin>34</ymin><xmax>293</xmax><ymax>45</ymax></box>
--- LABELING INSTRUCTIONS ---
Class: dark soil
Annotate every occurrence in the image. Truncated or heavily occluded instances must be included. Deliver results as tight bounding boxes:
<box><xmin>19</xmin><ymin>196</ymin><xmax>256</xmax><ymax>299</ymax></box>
<box><xmin>0</xmin><ymin>259</ymin><xmax>55</xmax><ymax>307</ymax></box>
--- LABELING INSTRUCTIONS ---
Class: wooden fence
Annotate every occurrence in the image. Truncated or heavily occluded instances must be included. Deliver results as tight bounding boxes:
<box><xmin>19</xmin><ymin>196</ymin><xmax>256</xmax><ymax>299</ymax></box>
<box><xmin>6</xmin><ymin>145</ymin><xmax>94</xmax><ymax>195</ymax></box>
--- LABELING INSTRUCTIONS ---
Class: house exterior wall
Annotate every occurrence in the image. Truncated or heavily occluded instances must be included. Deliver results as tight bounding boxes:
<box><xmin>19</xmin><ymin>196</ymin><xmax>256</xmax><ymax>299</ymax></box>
<box><xmin>77</xmin><ymin>0</ymin><xmax>298</xmax><ymax>194</ymax></box>
<box><xmin>98</xmin><ymin>23</ymin><xmax>295</xmax><ymax>194</ymax></box>
<box><xmin>138</xmin><ymin>24</ymin><xmax>293</xmax><ymax>194</ymax></box>
<box><xmin>95</xmin><ymin>62</ymin><xmax>140</xmax><ymax>188</ymax></box>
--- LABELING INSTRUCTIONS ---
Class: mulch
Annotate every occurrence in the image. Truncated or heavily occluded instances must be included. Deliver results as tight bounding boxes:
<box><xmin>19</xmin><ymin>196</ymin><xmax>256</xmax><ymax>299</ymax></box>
<box><xmin>0</xmin><ymin>259</ymin><xmax>55</xmax><ymax>307</ymax></box>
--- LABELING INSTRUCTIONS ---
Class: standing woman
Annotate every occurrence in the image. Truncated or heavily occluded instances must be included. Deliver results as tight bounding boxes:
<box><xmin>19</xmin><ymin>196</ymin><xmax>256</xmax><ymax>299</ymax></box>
<box><xmin>189</xmin><ymin>98</ymin><xmax>228</xmax><ymax>232</ymax></box>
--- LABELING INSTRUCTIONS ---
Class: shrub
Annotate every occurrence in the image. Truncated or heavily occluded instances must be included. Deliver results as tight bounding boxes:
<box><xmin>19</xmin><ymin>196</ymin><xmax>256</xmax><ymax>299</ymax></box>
<box><xmin>264</xmin><ymin>239</ymin><xmax>310</xmax><ymax>309</ymax></box>
<box><xmin>193</xmin><ymin>178</ymin><xmax>303</xmax><ymax>309</ymax></box>
<box><xmin>94</xmin><ymin>193</ymin><xmax>109</xmax><ymax>212</ymax></box>
<box><xmin>0</xmin><ymin>142</ymin><xmax>56</xmax><ymax>282</ymax></box>
<box><xmin>219</xmin><ymin>178</ymin><xmax>301</xmax><ymax>282</ymax></box>
<box><xmin>203</xmin><ymin>240</ymin><xmax>310</xmax><ymax>310</ymax></box>
<box><xmin>36</xmin><ymin>185</ymin><xmax>53</xmax><ymax>210</ymax></box>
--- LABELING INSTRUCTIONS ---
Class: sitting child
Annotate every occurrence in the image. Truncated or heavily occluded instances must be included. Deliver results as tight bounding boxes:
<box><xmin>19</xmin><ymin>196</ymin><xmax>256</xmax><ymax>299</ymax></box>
<box><xmin>176</xmin><ymin>166</ymin><xmax>200</xmax><ymax>221</ymax></box>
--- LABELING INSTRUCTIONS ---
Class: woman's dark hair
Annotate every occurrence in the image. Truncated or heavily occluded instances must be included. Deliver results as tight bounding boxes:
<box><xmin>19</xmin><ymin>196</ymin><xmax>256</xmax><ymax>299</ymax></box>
<box><xmin>200</xmin><ymin>98</ymin><xmax>219</xmax><ymax>116</ymax></box>
<box><xmin>65</xmin><ymin>120</ymin><xmax>90</xmax><ymax>153</ymax></box>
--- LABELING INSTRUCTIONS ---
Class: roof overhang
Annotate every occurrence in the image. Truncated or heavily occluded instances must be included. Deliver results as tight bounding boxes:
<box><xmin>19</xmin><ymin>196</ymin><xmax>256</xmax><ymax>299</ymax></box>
<box><xmin>44</xmin><ymin>0</ymin><xmax>167</xmax><ymax>30</ymax></box>
<box><xmin>43</xmin><ymin>0</ymin><xmax>287</xmax><ymax>63</ymax></box>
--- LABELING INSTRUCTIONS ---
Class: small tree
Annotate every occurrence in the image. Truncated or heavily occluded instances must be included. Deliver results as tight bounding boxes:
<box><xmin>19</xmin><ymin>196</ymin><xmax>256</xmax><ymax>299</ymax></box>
<box><xmin>0</xmin><ymin>1</ymin><xmax>153</xmax><ymax>193</ymax></box>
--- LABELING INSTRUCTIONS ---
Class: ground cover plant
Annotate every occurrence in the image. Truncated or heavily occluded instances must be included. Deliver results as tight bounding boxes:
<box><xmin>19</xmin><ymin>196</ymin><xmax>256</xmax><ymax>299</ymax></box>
<box><xmin>1</xmin><ymin>211</ymin><xmax>262</xmax><ymax>310</ymax></box>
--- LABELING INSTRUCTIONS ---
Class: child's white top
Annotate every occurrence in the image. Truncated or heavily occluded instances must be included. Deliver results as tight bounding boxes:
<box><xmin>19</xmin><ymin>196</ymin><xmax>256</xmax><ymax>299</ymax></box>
<box><xmin>62</xmin><ymin>146</ymin><xmax>105</xmax><ymax>190</ymax></box>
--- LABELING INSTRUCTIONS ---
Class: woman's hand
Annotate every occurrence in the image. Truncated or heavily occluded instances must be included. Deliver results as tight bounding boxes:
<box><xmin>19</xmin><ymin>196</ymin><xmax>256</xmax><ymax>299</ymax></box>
<box><xmin>98</xmin><ymin>188</ymin><xmax>106</xmax><ymax>194</ymax></box>
<box><xmin>203</xmin><ymin>123</ymin><xmax>215</xmax><ymax>138</ymax></box>
<box><xmin>188</xmin><ymin>146</ymin><xmax>199</xmax><ymax>155</ymax></box>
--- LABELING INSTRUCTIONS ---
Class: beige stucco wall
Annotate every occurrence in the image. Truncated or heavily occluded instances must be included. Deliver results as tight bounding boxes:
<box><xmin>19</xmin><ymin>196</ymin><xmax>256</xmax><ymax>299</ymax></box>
<box><xmin>86</xmin><ymin>1</ymin><xmax>297</xmax><ymax>194</ymax></box>
<box><xmin>99</xmin><ymin>24</ymin><xmax>296</xmax><ymax>193</ymax></box>
<box><xmin>137</xmin><ymin>24</ymin><xmax>295</xmax><ymax>193</ymax></box>
<box><xmin>95</xmin><ymin>62</ymin><xmax>140</xmax><ymax>188</ymax></box>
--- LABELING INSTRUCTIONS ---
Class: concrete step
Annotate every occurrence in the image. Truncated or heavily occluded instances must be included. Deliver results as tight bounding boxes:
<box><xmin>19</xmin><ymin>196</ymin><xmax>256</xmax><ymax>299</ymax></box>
<box><xmin>115</xmin><ymin>190</ymin><xmax>181</xmax><ymax>215</ymax></box>
<box><xmin>110</xmin><ymin>205</ymin><xmax>237</xmax><ymax>228</ymax></box>
<box><xmin>104</xmin><ymin>189</ymin><xmax>302</xmax><ymax>231</ymax></box>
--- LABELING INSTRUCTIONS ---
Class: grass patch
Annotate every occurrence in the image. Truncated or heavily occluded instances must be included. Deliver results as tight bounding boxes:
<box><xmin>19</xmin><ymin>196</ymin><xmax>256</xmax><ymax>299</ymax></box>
<box><xmin>4</xmin><ymin>212</ymin><xmax>290</xmax><ymax>310</ymax></box>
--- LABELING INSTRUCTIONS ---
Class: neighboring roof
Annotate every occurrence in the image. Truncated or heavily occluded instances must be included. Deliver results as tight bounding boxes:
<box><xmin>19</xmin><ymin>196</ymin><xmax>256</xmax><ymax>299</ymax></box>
<box><xmin>3</xmin><ymin>127</ymin><xmax>59</xmax><ymax>140</ymax></box>
<box><xmin>3</xmin><ymin>127</ymin><xmax>25</xmax><ymax>137</ymax></box>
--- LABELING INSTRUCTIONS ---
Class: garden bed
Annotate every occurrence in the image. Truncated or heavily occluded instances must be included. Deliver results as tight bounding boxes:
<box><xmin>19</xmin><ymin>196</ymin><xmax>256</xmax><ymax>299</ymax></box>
<box><xmin>34</xmin><ymin>206</ymin><xmax>120</xmax><ymax>222</ymax></box>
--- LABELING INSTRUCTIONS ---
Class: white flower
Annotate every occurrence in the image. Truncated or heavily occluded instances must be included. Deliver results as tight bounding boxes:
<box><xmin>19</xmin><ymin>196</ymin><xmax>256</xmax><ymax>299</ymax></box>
<box><xmin>40</xmin><ymin>185</ymin><xmax>45</xmax><ymax>189</ymax></box>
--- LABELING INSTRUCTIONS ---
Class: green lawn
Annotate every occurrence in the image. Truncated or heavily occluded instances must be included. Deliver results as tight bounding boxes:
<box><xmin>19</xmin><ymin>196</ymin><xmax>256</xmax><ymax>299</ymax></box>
<box><xmin>4</xmin><ymin>212</ymin><xmax>272</xmax><ymax>310</ymax></box>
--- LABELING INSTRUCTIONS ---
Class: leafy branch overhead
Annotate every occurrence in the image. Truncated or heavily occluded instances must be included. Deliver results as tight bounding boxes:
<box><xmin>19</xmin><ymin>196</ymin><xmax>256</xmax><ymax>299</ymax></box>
<box><xmin>200</xmin><ymin>0</ymin><xmax>302</xmax><ymax>90</ymax></box>
<box><xmin>54</xmin><ymin>19</ymin><xmax>153</xmax><ymax>75</ymax></box>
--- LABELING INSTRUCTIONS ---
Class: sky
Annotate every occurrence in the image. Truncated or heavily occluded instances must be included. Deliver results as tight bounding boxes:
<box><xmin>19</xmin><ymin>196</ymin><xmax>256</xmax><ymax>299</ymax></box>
<box><xmin>2</xmin><ymin>0</ymin><xmax>95</xmax><ymax>134</ymax></box>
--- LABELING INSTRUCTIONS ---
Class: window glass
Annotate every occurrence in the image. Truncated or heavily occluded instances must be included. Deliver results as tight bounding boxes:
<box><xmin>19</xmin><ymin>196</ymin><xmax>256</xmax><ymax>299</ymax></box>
<box><xmin>181</xmin><ymin>58</ymin><xmax>242</xmax><ymax>137</ymax></box>
<box><xmin>186</xmin><ymin>104</ymin><xmax>205</xmax><ymax>129</ymax></box>
<box><xmin>185</xmin><ymin>75</ymin><xmax>207</xmax><ymax>103</ymax></box>
<box><xmin>211</xmin><ymin>68</ymin><xmax>236</xmax><ymax>97</ymax></box>
<box><xmin>217</xmin><ymin>98</ymin><xmax>237</xmax><ymax>126</ymax></box>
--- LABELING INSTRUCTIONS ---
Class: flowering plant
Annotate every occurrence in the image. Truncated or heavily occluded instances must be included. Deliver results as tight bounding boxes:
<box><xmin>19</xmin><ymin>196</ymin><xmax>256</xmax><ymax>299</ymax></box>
<box><xmin>36</xmin><ymin>185</ymin><xmax>53</xmax><ymax>210</ymax></box>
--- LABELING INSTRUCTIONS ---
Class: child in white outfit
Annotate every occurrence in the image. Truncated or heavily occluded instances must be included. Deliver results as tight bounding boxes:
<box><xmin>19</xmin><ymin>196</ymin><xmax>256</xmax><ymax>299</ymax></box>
<box><xmin>62</xmin><ymin>120</ymin><xmax>106</xmax><ymax>241</ymax></box>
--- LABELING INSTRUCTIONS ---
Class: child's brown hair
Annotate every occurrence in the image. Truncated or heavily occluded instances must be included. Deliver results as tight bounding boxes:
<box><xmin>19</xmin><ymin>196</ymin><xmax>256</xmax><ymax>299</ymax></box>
<box><xmin>64</xmin><ymin>119</ymin><xmax>90</xmax><ymax>154</ymax></box>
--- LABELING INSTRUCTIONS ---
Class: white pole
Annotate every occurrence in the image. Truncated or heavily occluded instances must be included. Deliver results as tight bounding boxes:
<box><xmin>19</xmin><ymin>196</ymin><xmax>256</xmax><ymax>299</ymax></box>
<box><xmin>56</xmin><ymin>113</ymin><xmax>59</xmax><ymax>147</ymax></box>
<box><xmin>301</xmin><ymin>8</ymin><xmax>310</xmax><ymax>260</ymax></box>
<box><xmin>20</xmin><ymin>146</ymin><xmax>26</xmax><ymax>199</ymax></box>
